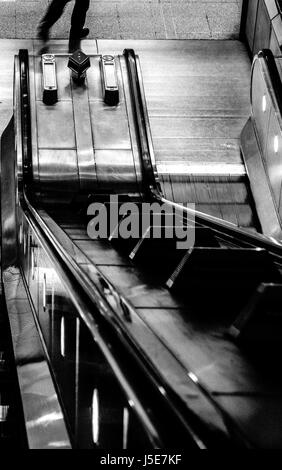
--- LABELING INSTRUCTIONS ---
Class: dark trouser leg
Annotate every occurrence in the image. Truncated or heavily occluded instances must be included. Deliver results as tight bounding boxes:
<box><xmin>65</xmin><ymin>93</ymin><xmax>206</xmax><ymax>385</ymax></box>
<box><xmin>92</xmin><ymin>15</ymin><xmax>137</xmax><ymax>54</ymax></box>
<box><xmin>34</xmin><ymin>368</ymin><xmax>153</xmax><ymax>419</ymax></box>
<box><xmin>69</xmin><ymin>0</ymin><xmax>90</xmax><ymax>36</ymax></box>
<box><xmin>39</xmin><ymin>0</ymin><xmax>71</xmax><ymax>34</ymax></box>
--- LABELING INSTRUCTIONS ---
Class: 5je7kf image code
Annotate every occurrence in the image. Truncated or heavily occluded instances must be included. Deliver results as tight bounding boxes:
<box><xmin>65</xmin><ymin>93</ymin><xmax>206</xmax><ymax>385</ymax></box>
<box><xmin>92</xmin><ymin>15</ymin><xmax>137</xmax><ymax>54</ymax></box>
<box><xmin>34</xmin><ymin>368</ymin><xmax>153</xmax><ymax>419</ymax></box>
<box><xmin>98</xmin><ymin>454</ymin><xmax>183</xmax><ymax>468</ymax></box>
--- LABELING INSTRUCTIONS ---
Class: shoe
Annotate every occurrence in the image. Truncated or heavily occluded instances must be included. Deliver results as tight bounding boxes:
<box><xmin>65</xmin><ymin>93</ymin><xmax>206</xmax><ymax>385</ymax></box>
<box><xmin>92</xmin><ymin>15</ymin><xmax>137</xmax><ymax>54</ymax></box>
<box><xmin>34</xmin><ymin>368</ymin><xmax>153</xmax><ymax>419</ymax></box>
<box><xmin>80</xmin><ymin>27</ymin><xmax>89</xmax><ymax>38</ymax></box>
<box><xmin>70</xmin><ymin>27</ymin><xmax>89</xmax><ymax>39</ymax></box>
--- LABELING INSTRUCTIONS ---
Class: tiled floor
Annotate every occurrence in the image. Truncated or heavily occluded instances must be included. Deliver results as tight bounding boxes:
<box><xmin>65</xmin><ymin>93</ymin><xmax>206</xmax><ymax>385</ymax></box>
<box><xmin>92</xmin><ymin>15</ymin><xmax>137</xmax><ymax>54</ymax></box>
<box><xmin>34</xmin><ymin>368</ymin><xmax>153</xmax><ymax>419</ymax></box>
<box><xmin>0</xmin><ymin>0</ymin><xmax>243</xmax><ymax>40</ymax></box>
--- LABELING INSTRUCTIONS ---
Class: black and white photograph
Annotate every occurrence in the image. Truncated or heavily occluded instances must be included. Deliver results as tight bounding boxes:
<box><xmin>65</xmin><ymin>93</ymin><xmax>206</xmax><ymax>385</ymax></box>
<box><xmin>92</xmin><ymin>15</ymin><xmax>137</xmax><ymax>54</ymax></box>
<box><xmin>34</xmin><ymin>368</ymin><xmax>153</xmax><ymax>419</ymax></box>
<box><xmin>0</xmin><ymin>0</ymin><xmax>281</xmax><ymax>456</ymax></box>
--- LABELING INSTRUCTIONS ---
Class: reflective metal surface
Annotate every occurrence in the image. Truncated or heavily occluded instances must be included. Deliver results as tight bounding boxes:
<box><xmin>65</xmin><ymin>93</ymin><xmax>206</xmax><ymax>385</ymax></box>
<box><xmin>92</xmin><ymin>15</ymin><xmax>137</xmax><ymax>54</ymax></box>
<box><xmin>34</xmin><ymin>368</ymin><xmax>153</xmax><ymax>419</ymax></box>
<box><xmin>31</xmin><ymin>52</ymin><xmax>148</xmax><ymax>202</ymax></box>
<box><xmin>71</xmin><ymin>75</ymin><xmax>96</xmax><ymax>193</ymax></box>
<box><xmin>241</xmin><ymin>50</ymin><xmax>282</xmax><ymax>239</ymax></box>
<box><xmin>241</xmin><ymin>117</ymin><xmax>282</xmax><ymax>239</ymax></box>
<box><xmin>3</xmin><ymin>266</ymin><xmax>71</xmax><ymax>449</ymax></box>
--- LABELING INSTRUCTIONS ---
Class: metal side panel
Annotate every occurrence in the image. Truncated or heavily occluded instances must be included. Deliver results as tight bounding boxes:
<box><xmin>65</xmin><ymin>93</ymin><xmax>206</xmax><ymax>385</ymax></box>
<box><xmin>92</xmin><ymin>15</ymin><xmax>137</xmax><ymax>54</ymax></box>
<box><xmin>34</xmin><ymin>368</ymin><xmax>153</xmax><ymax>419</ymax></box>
<box><xmin>241</xmin><ymin>116</ymin><xmax>282</xmax><ymax>239</ymax></box>
<box><xmin>71</xmin><ymin>71</ymin><xmax>96</xmax><ymax>193</ymax></box>
<box><xmin>2</xmin><ymin>267</ymin><xmax>71</xmax><ymax>449</ymax></box>
<box><xmin>36</xmin><ymin>101</ymin><xmax>76</xmax><ymax>149</ymax></box>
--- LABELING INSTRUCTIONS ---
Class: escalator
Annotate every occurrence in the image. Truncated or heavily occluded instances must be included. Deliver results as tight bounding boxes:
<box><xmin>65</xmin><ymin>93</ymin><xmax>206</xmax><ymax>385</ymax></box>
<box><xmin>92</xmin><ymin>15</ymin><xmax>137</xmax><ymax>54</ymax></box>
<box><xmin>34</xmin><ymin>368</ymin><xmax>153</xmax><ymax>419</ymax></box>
<box><xmin>2</xmin><ymin>45</ymin><xmax>282</xmax><ymax>449</ymax></box>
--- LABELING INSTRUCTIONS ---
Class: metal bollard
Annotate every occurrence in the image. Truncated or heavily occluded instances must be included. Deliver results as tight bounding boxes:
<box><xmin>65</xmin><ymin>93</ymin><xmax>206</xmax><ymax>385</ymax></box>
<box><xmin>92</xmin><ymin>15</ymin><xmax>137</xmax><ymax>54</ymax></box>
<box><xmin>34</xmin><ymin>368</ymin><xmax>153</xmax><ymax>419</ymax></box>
<box><xmin>68</xmin><ymin>49</ymin><xmax>90</xmax><ymax>84</ymax></box>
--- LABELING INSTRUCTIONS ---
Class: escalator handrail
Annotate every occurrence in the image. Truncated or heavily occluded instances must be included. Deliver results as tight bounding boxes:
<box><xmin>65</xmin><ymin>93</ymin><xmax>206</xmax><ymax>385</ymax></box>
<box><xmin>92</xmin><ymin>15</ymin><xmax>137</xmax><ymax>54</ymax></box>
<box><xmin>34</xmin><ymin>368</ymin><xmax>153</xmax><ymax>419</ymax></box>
<box><xmin>275</xmin><ymin>0</ymin><xmax>282</xmax><ymax>17</ymax></box>
<box><xmin>19</xmin><ymin>49</ymin><xmax>33</xmax><ymax>187</ymax></box>
<box><xmin>123</xmin><ymin>48</ymin><xmax>160</xmax><ymax>195</ymax></box>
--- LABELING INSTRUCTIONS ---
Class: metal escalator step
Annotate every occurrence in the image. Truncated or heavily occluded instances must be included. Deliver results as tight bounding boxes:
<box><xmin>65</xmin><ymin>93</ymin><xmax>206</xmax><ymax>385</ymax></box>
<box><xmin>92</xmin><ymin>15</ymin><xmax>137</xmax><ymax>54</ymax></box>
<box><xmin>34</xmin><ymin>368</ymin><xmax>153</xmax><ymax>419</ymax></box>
<box><xmin>167</xmin><ymin>248</ymin><xmax>281</xmax><ymax>291</ymax></box>
<box><xmin>130</xmin><ymin>226</ymin><xmax>220</xmax><ymax>261</ymax></box>
<box><xmin>128</xmin><ymin>225</ymin><xmax>221</xmax><ymax>282</ymax></box>
<box><xmin>130</xmin><ymin>237</ymin><xmax>187</xmax><ymax>282</ymax></box>
<box><xmin>230</xmin><ymin>283</ymin><xmax>282</xmax><ymax>344</ymax></box>
<box><xmin>108</xmin><ymin>218</ymin><xmax>142</xmax><ymax>255</ymax></box>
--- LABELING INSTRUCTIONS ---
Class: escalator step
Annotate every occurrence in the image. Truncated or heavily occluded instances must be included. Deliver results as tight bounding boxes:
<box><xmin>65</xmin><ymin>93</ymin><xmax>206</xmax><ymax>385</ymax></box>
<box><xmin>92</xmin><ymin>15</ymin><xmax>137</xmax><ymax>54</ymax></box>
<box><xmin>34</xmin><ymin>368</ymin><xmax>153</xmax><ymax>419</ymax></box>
<box><xmin>167</xmin><ymin>247</ymin><xmax>281</xmax><ymax>292</ymax></box>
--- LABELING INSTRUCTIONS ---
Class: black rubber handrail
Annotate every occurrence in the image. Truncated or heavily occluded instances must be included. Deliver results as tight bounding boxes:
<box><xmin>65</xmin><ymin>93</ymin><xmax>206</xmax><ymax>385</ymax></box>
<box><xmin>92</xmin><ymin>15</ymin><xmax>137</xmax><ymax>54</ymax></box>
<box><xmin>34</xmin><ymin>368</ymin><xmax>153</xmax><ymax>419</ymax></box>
<box><xmin>19</xmin><ymin>50</ymin><xmax>33</xmax><ymax>188</ymax></box>
<box><xmin>123</xmin><ymin>48</ymin><xmax>160</xmax><ymax>196</ymax></box>
<box><xmin>275</xmin><ymin>0</ymin><xmax>282</xmax><ymax>16</ymax></box>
